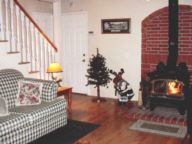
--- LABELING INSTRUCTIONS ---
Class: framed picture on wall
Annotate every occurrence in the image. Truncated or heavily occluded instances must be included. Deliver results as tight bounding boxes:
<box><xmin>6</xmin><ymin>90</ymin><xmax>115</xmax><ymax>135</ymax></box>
<box><xmin>101</xmin><ymin>18</ymin><xmax>131</xmax><ymax>34</ymax></box>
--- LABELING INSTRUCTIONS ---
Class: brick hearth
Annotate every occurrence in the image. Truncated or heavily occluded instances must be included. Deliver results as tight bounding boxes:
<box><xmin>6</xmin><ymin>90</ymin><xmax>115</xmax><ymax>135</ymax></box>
<box><xmin>141</xmin><ymin>5</ymin><xmax>192</xmax><ymax>84</ymax></box>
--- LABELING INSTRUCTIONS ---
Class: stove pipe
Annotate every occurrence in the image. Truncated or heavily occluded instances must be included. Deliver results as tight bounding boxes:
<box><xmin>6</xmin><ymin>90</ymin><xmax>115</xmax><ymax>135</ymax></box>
<box><xmin>166</xmin><ymin>0</ymin><xmax>178</xmax><ymax>70</ymax></box>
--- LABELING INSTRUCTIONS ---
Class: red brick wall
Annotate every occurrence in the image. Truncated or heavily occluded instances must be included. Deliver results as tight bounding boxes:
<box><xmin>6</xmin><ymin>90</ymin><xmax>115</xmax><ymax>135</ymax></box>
<box><xmin>141</xmin><ymin>5</ymin><xmax>192</xmax><ymax>84</ymax></box>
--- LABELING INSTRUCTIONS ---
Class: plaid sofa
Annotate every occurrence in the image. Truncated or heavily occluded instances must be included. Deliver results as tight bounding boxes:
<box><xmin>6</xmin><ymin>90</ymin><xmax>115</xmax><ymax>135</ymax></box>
<box><xmin>0</xmin><ymin>69</ymin><xmax>67</xmax><ymax>144</ymax></box>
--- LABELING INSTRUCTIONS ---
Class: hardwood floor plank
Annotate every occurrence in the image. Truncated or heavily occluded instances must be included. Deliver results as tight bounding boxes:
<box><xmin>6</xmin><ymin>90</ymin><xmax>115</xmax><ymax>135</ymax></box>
<box><xmin>70</xmin><ymin>94</ymin><xmax>183</xmax><ymax>144</ymax></box>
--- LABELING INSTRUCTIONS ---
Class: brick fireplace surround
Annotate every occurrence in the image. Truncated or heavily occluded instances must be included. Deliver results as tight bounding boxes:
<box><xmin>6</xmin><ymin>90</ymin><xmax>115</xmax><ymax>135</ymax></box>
<box><xmin>141</xmin><ymin>5</ymin><xmax>192</xmax><ymax>84</ymax></box>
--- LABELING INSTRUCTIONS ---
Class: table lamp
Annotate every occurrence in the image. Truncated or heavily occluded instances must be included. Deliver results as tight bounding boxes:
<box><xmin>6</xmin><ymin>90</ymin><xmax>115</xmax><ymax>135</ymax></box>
<box><xmin>47</xmin><ymin>63</ymin><xmax>63</xmax><ymax>87</ymax></box>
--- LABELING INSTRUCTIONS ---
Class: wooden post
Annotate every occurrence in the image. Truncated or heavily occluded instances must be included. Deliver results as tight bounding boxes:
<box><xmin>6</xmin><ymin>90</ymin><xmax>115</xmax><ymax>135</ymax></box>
<box><xmin>92</xmin><ymin>84</ymin><xmax>106</xmax><ymax>103</ymax></box>
<box><xmin>97</xmin><ymin>85</ymin><xmax>100</xmax><ymax>99</ymax></box>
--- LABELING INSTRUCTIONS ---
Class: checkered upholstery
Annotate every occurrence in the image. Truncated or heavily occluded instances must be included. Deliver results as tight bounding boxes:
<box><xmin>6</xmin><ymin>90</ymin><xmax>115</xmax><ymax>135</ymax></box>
<box><xmin>0</xmin><ymin>113</ymin><xmax>30</xmax><ymax>136</ymax></box>
<box><xmin>0</xmin><ymin>69</ymin><xmax>67</xmax><ymax>144</ymax></box>
<box><xmin>10</xmin><ymin>99</ymin><xmax>67</xmax><ymax>124</ymax></box>
<box><xmin>0</xmin><ymin>114</ymin><xmax>67</xmax><ymax>144</ymax></box>
<box><xmin>0</xmin><ymin>69</ymin><xmax>23</xmax><ymax>108</ymax></box>
<box><xmin>0</xmin><ymin>69</ymin><xmax>58</xmax><ymax>109</ymax></box>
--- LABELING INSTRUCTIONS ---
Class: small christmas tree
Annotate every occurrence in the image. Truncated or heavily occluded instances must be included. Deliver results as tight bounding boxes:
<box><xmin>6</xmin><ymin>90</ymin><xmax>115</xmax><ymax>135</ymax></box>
<box><xmin>86</xmin><ymin>48</ymin><xmax>111</xmax><ymax>102</ymax></box>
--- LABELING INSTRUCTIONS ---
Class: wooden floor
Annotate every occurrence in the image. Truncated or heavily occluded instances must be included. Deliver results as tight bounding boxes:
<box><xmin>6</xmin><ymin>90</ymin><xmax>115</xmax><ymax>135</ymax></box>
<box><xmin>69</xmin><ymin>94</ymin><xmax>185</xmax><ymax>144</ymax></box>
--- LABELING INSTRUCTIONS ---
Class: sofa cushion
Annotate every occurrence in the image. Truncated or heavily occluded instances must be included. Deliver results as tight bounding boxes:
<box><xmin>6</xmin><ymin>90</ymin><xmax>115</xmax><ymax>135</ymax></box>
<box><xmin>10</xmin><ymin>99</ymin><xmax>67</xmax><ymax>124</ymax></box>
<box><xmin>0</xmin><ymin>69</ymin><xmax>23</xmax><ymax>108</ymax></box>
<box><xmin>15</xmin><ymin>80</ymin><xmax>43</xmax><ymax>106</ymax></box>
<box><xmin>23</xmin><ymin>78</ymin><xmax>58</xmax><ymax>102</ymax></box>
<box><xmin>0</xmin><ymin>113</ymin><xmax>30</xmax><ymax>136</ymax></box>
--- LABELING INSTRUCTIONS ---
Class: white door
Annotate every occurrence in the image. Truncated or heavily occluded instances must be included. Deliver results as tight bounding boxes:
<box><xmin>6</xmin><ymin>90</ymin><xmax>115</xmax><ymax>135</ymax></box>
<box><xmin>61</xmin><ymin>12</ymin><xmax>88</xmax><ymax>94</ymax></box>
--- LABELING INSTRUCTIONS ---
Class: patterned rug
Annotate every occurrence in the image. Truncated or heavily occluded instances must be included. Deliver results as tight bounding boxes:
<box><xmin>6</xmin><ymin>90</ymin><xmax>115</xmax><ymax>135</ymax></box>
<box><xmin>124</xmin><ymin>106</ymin><xmax>187</xmax><ymax>126</ymax></box>
<box><xmin>128</xmin><ymin>119</ymin><xmax>187</xmax><ymax>138</ymax></box>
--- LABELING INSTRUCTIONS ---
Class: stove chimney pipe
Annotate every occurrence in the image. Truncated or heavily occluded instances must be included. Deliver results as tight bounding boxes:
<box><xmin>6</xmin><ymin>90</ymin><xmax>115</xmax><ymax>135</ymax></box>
<box><xmin>166</xmin><ymin>0</ymin><xmax>178</xmax><ymax>70</ymax></box>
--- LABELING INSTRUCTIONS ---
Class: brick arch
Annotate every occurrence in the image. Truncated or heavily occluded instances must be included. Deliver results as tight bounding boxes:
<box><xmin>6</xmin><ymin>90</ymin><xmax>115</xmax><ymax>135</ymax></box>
<box><xmin>141</xmin><ymin>5</ymin><xmax>192</xmax><ymax>84</ymax></box>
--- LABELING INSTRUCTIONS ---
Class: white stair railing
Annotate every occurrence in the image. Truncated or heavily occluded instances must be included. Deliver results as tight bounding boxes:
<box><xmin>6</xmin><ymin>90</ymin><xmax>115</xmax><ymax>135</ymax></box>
<box><xmin>0</xmin><ymin>0</ymin><xmax>57</xmax><ymax>80</ymax></box>
<box><xmin>0</xmin><ymin>0</ymin><xmax>7</xmax><ymax>40</ymax></box>
<box><xmin>12</xmin><ymin>1</ymin><xmax>18</xmax><ymax>52</ymax></box>
<box><xmin>7</xmin><ymin>0</ymin><xmax>13</xmax><ymax>52</ymax></box>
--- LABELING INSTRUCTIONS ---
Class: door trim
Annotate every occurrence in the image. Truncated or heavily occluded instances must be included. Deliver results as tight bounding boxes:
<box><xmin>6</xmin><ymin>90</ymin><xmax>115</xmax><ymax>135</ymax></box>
<box><xmin>61</xmin><ymin>11</ymin><xmax>89</xmax><ymax>95</ymax></box>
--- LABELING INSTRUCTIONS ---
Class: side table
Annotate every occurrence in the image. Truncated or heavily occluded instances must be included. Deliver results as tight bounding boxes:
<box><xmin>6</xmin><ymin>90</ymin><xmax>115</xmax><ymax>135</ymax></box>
<box><xmin>57</xmin><ymin>86</ymin><xmax>72</xmax><ymax>113</ymax></box>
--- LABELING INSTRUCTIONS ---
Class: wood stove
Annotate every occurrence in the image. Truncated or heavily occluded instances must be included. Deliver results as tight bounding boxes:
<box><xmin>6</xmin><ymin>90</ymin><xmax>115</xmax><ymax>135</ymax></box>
<box><xmin>150</xmin><ymin>78</ymin><xmax>186</xmax><ymax>114</ymax></box>
<box><xmin>147</xmin><ymin>0</ymin><xmax>190</xmax><ymax>115</ymax></box>
<box><xmin>152</xmin><ymin>79</ymin><xmax>184</xmax><ymax>97</ymax></box>
<box><xmin>148</xmin><ymin>62</ymin><xmax>189</xmax><ymax>114</ymax></box>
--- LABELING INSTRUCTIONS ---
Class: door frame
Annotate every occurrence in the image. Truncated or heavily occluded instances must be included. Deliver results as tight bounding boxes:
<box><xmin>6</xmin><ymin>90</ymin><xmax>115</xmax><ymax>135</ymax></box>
<box><xmin>61</xmin><ymin>11</ymin><xmax>89</xmax><ymax>95</ymax></box>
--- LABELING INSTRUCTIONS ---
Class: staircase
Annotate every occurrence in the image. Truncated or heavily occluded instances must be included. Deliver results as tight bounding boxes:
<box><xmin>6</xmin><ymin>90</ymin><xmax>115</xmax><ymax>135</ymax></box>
<box><xmin>0</xmin><ymin>0</ymin><xmax>57</xmax><ymax>80</ymax></box>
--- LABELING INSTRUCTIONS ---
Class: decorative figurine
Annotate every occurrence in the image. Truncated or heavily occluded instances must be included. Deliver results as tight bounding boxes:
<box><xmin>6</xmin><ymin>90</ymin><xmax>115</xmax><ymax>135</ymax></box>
<box><xmin>110</xmin><ymin>69</ymin><xmax>134</xmax><ymax>105</ymax></box>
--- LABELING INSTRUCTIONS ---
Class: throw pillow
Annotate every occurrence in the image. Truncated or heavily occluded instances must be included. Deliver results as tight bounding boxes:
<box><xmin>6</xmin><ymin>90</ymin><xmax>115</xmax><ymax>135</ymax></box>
<box><xmin>0</xmin><ymin>97</ymin><xmax>9</xmax><ymax>116</ymax></box>
<box><xmin>15</xmin><ymin>80</ymin><xmax>43</xmax><ymax>106</ymax></box>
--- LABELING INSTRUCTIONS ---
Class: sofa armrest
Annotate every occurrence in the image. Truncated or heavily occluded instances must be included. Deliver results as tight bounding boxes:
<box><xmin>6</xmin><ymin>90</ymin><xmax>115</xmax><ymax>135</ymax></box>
<box><xmin>23</xmin><ymin>78</ymin><xmax>58</xmax><ymax>102</ymax></box>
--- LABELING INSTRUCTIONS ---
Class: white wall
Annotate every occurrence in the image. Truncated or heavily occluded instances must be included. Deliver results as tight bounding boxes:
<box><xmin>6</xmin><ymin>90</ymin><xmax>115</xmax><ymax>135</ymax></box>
<box><xmin>18</xmin><ymin>0</ymin><xmax>53</xmax><ymax>15</ymax></box>
<box><xmin>18</xmin><ymin>0</ymin><xmax>53</xmax><ymax>41</ymax></box>
<box><xmin>1</xmin><ymin>0</ymin><xmax>191</xmax><ymax>100</ymax></box>
<box><xmin>61</xmin><ymin>0</ymin><xmax>192</xmax><ymax>100</ymax></box>
<box><xmin>53</xmin><ymin>0</ymin><xmax>62</xmax><ymax>64</ymax></box>
<box><xmin>0</xmin><ymin>0</ymin><xmax>53</xmax><ymax>79</ymax></box>
<box><xmin>0</xmin><ymin>43</ymin><xmax>39</xmax><ymax>78</ymax></box>
<box><xmin>32</xmin><ymin>12</ymin><xmax>54</xmax><ymax>41</ymax></box>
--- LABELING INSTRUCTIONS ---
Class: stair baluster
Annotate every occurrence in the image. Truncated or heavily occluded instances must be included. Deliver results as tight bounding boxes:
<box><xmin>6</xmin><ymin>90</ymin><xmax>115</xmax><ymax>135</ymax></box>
<box><xmin>7</xmin><ymin>0</ymin><xmax>13</xmax><ymax>52</ymax></box>
<box><xmin>42</xmin><ymin>38</ymin><xmax>45</xmax><ymax>79</ymax></box>
<box><xmin>0</xmin><ymin>0</ymin><xmax>2</xmax><ymax>39</ymax></box>
<box><xmin>30</xmin><ymin>24</ymin><xmax>34</xmax><ymax>73</ymax></box>
<box><xmin>47</xmin><ymin>43</ymin><xmax>50</xmax><ymax>80</ymax></box>
<box><xmin>18</xmin><ymin>9</ymin><xmax>24</xmax><ymax>63</ymax></box>
<box><xmin>0</xmin><ymin>0</ymin><xmax>4</xmax><ymax>40</ymax></box>
<box><xmin>15</xmin><ymin>5</ymin><xmax>21</xmax><ymax>52</ymax></box>
<box><xmin>1</xmin><ymin>0</ymin><xmax>58</xmax><ymax>80</ymax></box>
<box><xmin>28</xmin><ymin>22</ymin><xmax>32</xmax><ymax>72</ymax></box>
<box><xmin>34</xmin><ymin>27</ymin><xmax>38</xmax><ymax>73</ymax></box>
<box><xmin>12</xmin><ymin>2</ymin><xmax>18</xmax><ymax>52</ymax></box>
<box><xmin>38</xmin><ymin>33</ymin><xmax>42</xmax><ymax>79</ymax></box>
<box><xmin>1</xmin><ymin>0</ymin><xmax>6</xmax><ymax>40</ymax></box>
<box><xmin>23</xmin><ymin>16</ymin><xmax>28</xmax><ymax>62</ymax></box>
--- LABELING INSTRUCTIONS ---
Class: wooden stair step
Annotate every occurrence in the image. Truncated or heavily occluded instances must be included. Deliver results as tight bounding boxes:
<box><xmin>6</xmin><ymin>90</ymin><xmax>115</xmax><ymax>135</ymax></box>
<box><xmin>29</xmin><ymin>71</ymin><xmax>40</xmax><ymax>74</ymax></box>
<box><xmin>18</xmin><ymin>62</ymin><xmax>30</xmax><ymax>65</ymax></box>
<box><xmin>7</xmin><ymin>51</ymin><xmax>20</xmax><ymax>54</ymax></box>
<box><xmin>0</xmin><ymin>40</ymin><xmax>8</xmax><ymax>42</ymax></box>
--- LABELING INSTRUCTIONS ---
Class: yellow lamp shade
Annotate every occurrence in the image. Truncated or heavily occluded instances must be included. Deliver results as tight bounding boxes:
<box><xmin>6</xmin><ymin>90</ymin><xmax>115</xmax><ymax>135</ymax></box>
<box><xmin>47</xmin><ymin>63</ymin><xmax>63</xmax><ymax>73</ymax></box>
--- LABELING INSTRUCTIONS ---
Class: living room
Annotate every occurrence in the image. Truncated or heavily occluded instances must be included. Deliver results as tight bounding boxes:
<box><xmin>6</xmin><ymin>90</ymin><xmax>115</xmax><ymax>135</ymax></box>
<box><xmin>0</xmin><ymin>0</ymin><xmax>192</xmax><ymax>143</ymax></box>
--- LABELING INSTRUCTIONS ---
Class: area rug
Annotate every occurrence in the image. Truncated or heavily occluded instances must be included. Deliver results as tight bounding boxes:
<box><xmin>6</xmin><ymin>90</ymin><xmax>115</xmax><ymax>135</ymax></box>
<box><xmin>128</xmin><ymin>119</ymin><xmax>187</xmax><ymax>138</ymax></box>
<box><xmin>30</xmin><ymin>120</ymin><xmax>100</xmax><ymax>144</ymax></box>
<box><xmin>124</xmin><ymin>106</ymin><xmax>187</xmax><ymax>126</ymax></box>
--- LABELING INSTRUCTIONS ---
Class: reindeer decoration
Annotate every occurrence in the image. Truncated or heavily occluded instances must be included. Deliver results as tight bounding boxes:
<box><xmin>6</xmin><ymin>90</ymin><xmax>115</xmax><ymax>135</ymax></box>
<box><xmin>110</xmin><ymin>69</ymin><xmax>134</xmax><ymax>104</ymax></box>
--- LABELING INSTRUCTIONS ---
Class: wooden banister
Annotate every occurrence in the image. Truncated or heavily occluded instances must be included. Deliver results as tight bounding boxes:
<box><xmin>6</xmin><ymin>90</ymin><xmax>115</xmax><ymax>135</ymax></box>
<box><xmin>13</xmin><ymin>0</ymin><xmax>58</xmax><ymax>52</ymax></box>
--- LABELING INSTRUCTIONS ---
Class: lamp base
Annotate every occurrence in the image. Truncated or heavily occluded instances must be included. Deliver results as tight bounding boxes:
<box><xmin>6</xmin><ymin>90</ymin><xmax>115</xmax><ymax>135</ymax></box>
<box><xmin>55</xmin><ymin>78</ymin><xmax>62</xmax><ymax>87</ymax></box>
<box><xmin>51</xmin><ymin>73</ymin><xmax>62</xmax><ymax>87</ymax></box>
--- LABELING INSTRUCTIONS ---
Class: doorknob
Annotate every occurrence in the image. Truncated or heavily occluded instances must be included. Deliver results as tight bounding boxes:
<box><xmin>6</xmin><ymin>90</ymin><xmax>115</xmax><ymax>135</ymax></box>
<box><xmin>82</xmin><ymin>59</ymin><xmax>85</xmax><ymax>62</ymax></box>
<box><xmin>83</xmin><ymin>53</ymin><xmax>86</xmax><ymax>56</ymax></box>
